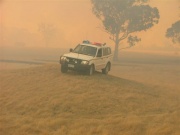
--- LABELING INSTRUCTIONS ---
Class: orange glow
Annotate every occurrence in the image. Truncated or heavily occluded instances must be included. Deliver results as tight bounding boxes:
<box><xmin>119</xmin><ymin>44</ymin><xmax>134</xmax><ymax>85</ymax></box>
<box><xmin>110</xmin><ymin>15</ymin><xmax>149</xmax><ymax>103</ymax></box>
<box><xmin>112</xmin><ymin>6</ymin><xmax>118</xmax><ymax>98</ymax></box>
<box><xmin>1</xmin><ymin>0</ymin><xmax>179</xmax><ymax>52</ymax></box>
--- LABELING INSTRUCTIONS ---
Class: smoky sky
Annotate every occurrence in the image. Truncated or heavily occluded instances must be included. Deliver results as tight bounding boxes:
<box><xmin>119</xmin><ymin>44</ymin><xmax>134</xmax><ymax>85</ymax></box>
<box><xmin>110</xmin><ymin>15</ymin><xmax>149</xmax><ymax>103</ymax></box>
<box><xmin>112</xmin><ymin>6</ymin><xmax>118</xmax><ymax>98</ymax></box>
<box><xmin>0</xmin><ymin>0</ymin><xmax>179</xmax><ymax>50</ymax></box>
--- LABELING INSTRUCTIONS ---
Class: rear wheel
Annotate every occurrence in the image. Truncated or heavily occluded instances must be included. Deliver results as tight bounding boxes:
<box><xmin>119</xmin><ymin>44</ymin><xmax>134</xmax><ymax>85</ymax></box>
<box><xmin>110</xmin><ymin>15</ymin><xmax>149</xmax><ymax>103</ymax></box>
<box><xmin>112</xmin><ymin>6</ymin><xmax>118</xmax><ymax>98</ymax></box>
<box><xmin>87</xmin><ymin>65</ymin><xmax>94</xmax><ymax>75</ymax></box>
<box><xmin>61</xmin><ymin>65</ymin><xmax>68</xmax><ymax>73</ymax></box>
<box><xmin>102</xmin><ymin>63</ymin><xmax>110</xmax><ymax>74</ymax></box>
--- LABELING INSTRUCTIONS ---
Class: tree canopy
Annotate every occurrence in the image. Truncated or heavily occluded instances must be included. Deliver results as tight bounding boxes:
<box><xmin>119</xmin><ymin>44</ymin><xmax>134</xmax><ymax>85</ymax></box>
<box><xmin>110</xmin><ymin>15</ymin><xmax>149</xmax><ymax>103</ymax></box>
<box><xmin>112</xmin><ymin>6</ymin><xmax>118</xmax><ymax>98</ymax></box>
<box><xmin>91</xmin><ymin>0</ymin><xmax>160</xmax><ymax>60</ymax></box>
<box><xmin>166</xmin><ymin>20</ymin><xmax>180</xmax><ymax>44</ymax></box>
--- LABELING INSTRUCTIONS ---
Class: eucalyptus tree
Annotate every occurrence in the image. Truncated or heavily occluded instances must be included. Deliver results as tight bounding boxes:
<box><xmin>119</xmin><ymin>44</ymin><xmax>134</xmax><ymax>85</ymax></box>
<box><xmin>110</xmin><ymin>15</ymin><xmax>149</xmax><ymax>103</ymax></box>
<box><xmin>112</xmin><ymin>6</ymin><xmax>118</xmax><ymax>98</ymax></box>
<box><xmin>91</xmin><ymin>0</ymin><xmax>160</xmax><ymax>61</ymax></box>
<box><xmin>166</xmin><ymin>20</ymin><xmax>180</xmax><ymax>44</ymax></box>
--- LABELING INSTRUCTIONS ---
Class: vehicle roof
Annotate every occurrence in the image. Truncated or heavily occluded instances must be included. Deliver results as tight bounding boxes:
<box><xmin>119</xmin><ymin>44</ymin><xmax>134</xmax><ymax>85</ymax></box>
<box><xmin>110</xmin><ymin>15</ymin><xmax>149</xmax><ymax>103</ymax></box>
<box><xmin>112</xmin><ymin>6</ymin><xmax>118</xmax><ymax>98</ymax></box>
<box><xmin>80</xmin><ymin>43</ymin><xmax>111</xmax><ymax>49</ymax></box>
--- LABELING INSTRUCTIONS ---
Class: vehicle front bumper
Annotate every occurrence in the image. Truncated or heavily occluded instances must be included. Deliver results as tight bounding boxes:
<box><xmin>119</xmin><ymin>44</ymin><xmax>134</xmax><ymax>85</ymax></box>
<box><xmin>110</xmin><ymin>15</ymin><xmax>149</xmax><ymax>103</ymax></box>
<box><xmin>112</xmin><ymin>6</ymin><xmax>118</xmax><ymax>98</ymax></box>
<box><xmin>60</xmin><ymin>60</ymin><xmax>91</xmax><ymax>72</ymax></box>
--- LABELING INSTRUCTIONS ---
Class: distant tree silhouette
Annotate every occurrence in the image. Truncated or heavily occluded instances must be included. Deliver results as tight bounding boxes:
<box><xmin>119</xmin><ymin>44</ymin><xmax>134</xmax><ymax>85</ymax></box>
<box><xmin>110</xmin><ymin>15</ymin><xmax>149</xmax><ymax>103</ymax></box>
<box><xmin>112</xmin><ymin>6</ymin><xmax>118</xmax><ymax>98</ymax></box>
<box><xmin>38</xmin><ymin>23</ymin><xmax>56</xmax><ymax>46</ymax></box>
<box><xmin>91</xmin><ymin>0</ymin><xmax>160</xmax><ymax>61</ymax></box>
<box><xmin>166</xmin><ymin>20</ymin><xmax>180</xmax><ymax>44</ymax></box>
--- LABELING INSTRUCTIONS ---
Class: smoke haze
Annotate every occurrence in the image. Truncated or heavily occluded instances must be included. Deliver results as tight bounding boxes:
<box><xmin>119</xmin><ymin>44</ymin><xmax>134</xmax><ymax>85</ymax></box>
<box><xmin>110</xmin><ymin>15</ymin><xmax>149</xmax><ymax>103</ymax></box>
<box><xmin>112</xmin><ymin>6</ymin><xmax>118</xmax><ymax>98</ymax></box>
<box><xmin>0</xmin><ymin>0</ymin><xmax>179</xmax><ymax>52</ymax></box>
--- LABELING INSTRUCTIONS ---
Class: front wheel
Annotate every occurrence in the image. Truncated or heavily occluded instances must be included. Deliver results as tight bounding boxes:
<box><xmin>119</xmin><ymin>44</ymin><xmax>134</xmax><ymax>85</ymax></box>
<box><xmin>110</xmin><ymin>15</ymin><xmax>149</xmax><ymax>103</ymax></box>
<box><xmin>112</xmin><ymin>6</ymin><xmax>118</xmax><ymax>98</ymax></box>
<box><xmin>87</xmin><ymin>65</ymin><xmax>94</xmax><ymax>75</ymax></box>
<box><xmin>61</xmin><ymin>65</ymin><xmax>68</xmax><ymax>73</ymax></box>
<box><xmin>102</xmin><ymin>63</ymin><xmax>110</xmax><ymax>75</ymax></box>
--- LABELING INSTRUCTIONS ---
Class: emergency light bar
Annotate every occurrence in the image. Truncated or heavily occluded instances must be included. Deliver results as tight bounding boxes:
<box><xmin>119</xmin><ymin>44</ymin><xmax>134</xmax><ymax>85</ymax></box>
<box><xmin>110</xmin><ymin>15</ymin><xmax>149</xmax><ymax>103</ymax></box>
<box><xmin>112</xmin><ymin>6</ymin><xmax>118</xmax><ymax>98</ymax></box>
<box><xmin>82</xmin><ymin>40</ymin><xmax>106</xmax><ymax>46</ymax></box>
<box><xmin>92</xmin><ymin>42</ymin><xmax>102</xmax><ymax>46</ymax></box>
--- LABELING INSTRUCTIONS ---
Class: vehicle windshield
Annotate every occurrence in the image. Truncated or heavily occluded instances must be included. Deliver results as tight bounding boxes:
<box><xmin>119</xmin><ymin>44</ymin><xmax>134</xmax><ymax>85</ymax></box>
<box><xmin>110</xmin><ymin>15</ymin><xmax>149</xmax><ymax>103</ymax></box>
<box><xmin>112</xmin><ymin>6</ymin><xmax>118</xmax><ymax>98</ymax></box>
<box><xmin>73</xmin><ymin>45</ymin><xmax>97</xmax><ymax>57</ymax></box>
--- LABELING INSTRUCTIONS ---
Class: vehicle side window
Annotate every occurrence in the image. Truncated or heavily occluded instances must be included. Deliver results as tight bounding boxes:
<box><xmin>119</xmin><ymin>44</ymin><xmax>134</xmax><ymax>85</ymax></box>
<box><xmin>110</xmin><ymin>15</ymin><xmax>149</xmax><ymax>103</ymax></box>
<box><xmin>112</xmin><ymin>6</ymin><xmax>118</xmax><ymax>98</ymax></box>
<box><xmin>107</xmin><ymin>47</ymin><xmax>111</xmax><ymax>55</ymax></box>
<box><xmin>97</xmin><ymin>48</ymin><xmax>102</xmax><ymax>57</ymax></box>
<box><xmin>103</xmin><ymin>48</ymin><xmax>106</xmax><ymax>56</ymax></box>
<box><xmin>103</xmin><ymin>47</ymin><xmax>111</xmax><ymax>56</ymax></box>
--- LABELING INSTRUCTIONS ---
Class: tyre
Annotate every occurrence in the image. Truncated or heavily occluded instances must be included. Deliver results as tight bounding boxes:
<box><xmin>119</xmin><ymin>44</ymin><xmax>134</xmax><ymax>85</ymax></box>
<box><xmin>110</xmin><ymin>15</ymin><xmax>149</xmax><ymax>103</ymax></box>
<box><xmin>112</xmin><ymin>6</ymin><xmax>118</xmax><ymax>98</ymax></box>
<box><xmin>87</xmin><ymin>65</ymin><xmax>94</xmax><ymax>75</ymax></box>
<box><xmin>61</xmin><ymin>65</ymin><xmax>68</xmax><ymax>73</ymax></box>
<box><xmin>102</xmin><ymin>63</ymin><xmax>110</xmax><ymax>74</ymax></box>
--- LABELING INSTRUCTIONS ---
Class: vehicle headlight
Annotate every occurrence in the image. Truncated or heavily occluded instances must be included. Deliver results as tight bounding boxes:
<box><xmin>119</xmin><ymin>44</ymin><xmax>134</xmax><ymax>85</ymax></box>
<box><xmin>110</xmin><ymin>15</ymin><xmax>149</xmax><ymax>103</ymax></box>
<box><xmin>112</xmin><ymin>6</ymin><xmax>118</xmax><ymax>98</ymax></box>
<box><xmin>60</xmin><ymin>56</ymin><xmax>67</xmax><ymax>61</ymax></box>
<box><xmin>81</xmin><ymin>60</ymin><xmax>89</xmax><ymax>65</ymax></box>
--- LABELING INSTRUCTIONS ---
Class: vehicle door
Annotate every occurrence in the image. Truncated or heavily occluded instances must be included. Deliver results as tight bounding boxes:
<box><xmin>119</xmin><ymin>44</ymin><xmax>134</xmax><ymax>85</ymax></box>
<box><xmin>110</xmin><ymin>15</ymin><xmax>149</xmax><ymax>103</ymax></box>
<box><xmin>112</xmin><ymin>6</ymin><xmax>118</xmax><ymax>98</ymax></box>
<box><xmin>94</xmin><ymin>48</ymin><xmax>104</xmax><ymax>70</ymax></box>
<box><xmin>105</xmin><ymin>47</ymin><xmax>112</xmax><ymax>62</ymax></box>
<box><xmin>102</xmin><ymin>47</ymin><xmax>110</xmax><ymax>68</ymax></box>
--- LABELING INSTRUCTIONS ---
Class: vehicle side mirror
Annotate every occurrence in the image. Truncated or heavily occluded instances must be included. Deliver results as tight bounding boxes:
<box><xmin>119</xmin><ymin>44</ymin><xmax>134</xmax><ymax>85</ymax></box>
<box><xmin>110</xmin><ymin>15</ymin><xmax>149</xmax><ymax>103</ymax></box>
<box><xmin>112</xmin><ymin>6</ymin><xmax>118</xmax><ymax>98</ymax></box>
<box><xmin>69</xmin><ymin>48</ymin><xmax>73</xmax><ymax>52</ymax></box>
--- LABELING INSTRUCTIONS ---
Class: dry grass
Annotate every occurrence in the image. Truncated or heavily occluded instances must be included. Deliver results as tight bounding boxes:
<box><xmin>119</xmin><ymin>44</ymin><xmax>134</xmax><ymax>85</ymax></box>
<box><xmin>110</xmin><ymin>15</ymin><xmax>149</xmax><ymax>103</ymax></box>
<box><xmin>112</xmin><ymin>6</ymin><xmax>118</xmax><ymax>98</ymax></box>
<box><xmin>0</xmin><ymin>64</ymin><xmax>179</xmax><ymax>135</ymax></box>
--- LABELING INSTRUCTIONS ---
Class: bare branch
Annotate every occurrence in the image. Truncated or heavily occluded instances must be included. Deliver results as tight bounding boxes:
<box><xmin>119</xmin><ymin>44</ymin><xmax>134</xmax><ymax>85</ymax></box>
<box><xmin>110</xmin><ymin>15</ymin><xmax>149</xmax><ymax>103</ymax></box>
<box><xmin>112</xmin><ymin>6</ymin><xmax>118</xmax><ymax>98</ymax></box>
<box><xmin>119</xmin><ymin>31</ymin><xmax>129</xmax><ymax>42</ymax></box>
<box><xmin>109</xmin><ymin>34</ymin><xmax>116</xmax><ymax>42</ymax></box>
<box><xmin>119</xmin><ymin>45</ymin><xmax>133</xmax><ymax>50</ymax></box>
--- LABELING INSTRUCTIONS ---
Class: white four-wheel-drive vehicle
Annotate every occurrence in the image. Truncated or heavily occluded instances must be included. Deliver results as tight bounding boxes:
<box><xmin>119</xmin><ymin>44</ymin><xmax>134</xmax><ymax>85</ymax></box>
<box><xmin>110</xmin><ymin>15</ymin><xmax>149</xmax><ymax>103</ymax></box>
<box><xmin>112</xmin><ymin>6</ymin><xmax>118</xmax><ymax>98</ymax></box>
<box><xmin>60</xmin><ymin>40</ymin><xmax>113</xmax><ymax>75</ymax></box>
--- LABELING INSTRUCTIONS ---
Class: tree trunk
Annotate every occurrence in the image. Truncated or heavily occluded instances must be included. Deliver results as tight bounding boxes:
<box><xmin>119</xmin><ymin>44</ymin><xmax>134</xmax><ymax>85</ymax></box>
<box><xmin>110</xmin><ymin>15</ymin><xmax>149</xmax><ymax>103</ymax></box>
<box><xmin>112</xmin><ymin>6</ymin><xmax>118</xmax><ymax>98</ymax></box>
<box><xmin>113</xmin><ymin>34</ymin><xmax>120</xmax><ymax>61</ymax></box>
<box><xmin>113</xmin><ymin>43</ymin><xmax>119</xmax><ymax>61</ymax></box>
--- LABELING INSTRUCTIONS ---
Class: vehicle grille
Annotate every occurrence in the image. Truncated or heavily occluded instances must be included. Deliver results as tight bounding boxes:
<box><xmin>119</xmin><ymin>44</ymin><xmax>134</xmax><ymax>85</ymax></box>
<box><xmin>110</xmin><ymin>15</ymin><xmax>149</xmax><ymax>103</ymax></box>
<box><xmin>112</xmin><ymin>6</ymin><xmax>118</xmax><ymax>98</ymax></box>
<box><xmin>67</xmin><ymin>57</ymin><xmax>82</xmax><ymax>64</ymax></box>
